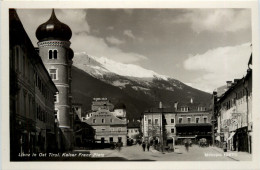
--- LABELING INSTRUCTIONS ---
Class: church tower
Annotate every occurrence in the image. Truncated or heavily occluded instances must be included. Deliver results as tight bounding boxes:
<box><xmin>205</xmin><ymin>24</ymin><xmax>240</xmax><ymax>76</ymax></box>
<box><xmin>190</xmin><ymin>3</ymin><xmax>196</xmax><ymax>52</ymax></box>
<box><xmin>36</xmin><ymin>9</ymin><xmax>74</xmax><ymax>150</ymax></box>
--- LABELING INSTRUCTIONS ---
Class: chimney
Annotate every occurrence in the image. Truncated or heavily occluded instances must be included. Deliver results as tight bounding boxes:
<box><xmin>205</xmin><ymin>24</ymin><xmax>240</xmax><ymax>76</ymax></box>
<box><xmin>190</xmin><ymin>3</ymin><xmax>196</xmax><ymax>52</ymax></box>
<box><xmin>226</xmin><ymin>81</ymin><xmax>232</xmax><ymax>88</ymax></box>
<box><xmin>190</xmin><ymin>98</ymin><xmax>193</xmax><ymax>104</ymax></box>
<box><xmin>159</xmin><ymin>101</ymin><xmax>162</xmax><ymax>109</ymax></box>
<box><xmin>174</xmin><ymin>101</ymin><xmax>178</xmax><ymax>110</ymax></box>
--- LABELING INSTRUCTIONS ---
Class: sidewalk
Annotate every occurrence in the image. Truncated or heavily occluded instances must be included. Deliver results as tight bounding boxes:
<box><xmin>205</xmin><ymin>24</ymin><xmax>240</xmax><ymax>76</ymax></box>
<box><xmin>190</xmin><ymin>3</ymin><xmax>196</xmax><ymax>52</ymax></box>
<box><xmin>211</xmin><ymin>146</ymin><xmax>252</xmax><ymax>161</ymax></box>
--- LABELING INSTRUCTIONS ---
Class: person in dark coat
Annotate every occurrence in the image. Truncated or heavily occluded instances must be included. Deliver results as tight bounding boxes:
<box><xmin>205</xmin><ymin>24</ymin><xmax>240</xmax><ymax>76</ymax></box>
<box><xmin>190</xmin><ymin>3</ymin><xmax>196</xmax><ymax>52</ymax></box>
<box><xmin>142</xmin><ymin>141</ymin><xmax>146</xmax><ymax>151</ymax></box>
<box><xmin>146</xmin><ymin>142</ymin><xmax>150</xmax><ymax>151</ymax></box>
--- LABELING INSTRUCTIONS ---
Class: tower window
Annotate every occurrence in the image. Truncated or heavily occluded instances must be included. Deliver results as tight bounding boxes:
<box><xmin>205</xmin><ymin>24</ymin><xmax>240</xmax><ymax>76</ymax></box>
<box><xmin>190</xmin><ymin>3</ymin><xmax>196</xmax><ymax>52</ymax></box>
<box><xmin>49</xmin><ymin>69</ymin><xmax>58</xmax><ymax>80</ymax></box>
<box><xmin>54</xmin><ymin>50</ymin><xmax>57</xmax><ymax>59</ymax></box>
<box><xmin>49</xmin><ymin>50</ymin><xmax>58</xmax><ymax>59</ymax></box>
<box><xmin>49</xmin><ymin>50</ymin><xmax>52</xmax><ymax>59</ymax></box>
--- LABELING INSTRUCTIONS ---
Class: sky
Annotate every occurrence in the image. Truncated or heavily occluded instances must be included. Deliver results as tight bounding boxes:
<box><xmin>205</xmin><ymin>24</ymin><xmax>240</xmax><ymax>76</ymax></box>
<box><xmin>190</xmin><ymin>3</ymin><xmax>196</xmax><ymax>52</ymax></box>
<box><xmin>16</xmin><ymin>8</ymin><xmax>252</xmax><ymax>93</ymax></box>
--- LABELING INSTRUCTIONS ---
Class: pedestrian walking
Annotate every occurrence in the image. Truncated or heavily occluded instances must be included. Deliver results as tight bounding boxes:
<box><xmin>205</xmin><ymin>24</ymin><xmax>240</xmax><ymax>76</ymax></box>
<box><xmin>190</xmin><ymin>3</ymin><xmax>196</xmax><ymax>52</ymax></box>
<box><xmin>142</xmin><ymin>141</ymin><xmax>146</xmax><ymax>151</ymax></box>
<box><xmin>223</xmin><ymin>141</ymin><xmax>227</xmax><ymax>152</ymax></box>
<box><xmin>117</xmin><ymin>142</ymin><xmax>122</xmax><ymax>152</ymax></box>
<box><xmin>184</xmin><ymin>140</ymin><xmax>189</xmax><ymax>152</ymax></box>
<box><xmin>146</xmin><ymin>142</ymin><xmax>150</xmax><ymax>151</ymax></box>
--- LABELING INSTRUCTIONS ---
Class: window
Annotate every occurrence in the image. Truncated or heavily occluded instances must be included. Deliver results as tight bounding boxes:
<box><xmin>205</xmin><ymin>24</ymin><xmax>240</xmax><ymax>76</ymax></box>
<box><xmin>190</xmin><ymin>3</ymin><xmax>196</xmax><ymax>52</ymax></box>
<box><xmin>187</xmin><ymin>117</ymin><xmax>191</xmax><ymax>123</ymax></box>
<box><xmin>49</xmin><ymin>69</ymin><xmax>58</xmax><ymax>80</ymax></box>
<box><xmin>93</xmin><ymin>119</ymin><xmax>96</xmax><ymax>123</ymax></box>
<box><xmin>49</xmin><ymin>50</ymin><xmax>58</xmax><ymax>59</ymax></box>
<box><xmin>148</xmin><ymin>119</ymin><xmax>152</xmax><ymax>124</ymax></box>
<box><xmin>181</xmin><ymin>107</ymin><xmax>188</xmax><ymax>112</ymax></box>
<box><xmin>118</xmin><ymin>128</ymin><xmax>121</xmax><ymax>132</ymax></box>
<box><xmin>145</xmin><ymin>116</ymin><xmax>147</xmax><ymax>121</ymax></box>
<box><xmin>171</xmin><ymin>119</ymin><xmax>174</xmax><ymax>124</ymax></box>
<box><xmin>204</xmin><ymin>117</ymin><xmax>207</xmax><ymax>123</ymax></box>
<box><xmin>109</xmin><ymin>137</ymin><xmax>113</xmax><ymax>142</ymax></box>
<box><xmin>171</xmin><ymin>128</ymin><xmax>175</xmax><ymax>133</ymax></box>
<box><xmin>155</xmin><ymin>119</ymin><xmax>159</xmax><ymax>125</ymax></box>
<box><xmin>179</xmin><ymin>118</ymin><xmax>183</xmax><ymax>124</ymax></box>
<box><xmin>102</xmin><ymin>119</ymin><xmax>105</xmax><ymax>123</ymax></box>
<box><xmin>110</xmin><ymin>128</ymin><xmax>114</xmax><ymax>131</ymax></box>
<box><xmin>135</xmin><ymin>130</ymin><xmax>138</xmax><ymax>133</ymax></box>
<box><xmin>102</xmin><ymin>128</ymin><xmax>105</xmax><ymax>131</ymax></box>
<box><xmin>54</xmin><ymin>50</ymin><xmax>58</xmax><ymax>59</ymax></box>
<box><xmin>110</xmin><ymin>118</ymin><xmax>113</xmax><ymax>123</ymax></box>
<box><xmin>196</xmin><ymin>118</ymin><xmax>200</xmax><ymax>123</ymax></box>
<box><xmin>49</xmin><ymin>50</ymin><xmax>52</xmax><ymax>59</ymax></box>
<box><xmin>54</xmin><ymin>94</ymin><xmax>59</xmax><ymax>103</ymax></box>
<box><xmin>54</xmin><ymin>109</ymin><xmax>58</xmax><ymax>120</ymax></box>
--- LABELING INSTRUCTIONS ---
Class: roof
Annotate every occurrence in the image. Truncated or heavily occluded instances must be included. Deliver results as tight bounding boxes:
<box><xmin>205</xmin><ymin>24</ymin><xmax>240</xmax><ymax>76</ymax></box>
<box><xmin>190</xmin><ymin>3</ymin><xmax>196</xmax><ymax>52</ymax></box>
<box><xmin>127</xmin><ymin>121</ymin><xmax>140</xmax><ymax>128</ymax></box>
<box><xmin>36</xmin><ymin>9</ymin><xmax>72</xmax><ymax>41</ymax></box>
<box><xmin>176</xmin><ymin>102</ymin><xmax>210</xmax><ymax>112</ymax></box>
<box><xmin>144</xmin><ymin>107</ymin><xmax>174</xmax><ymax>114</ymax></box>
<box><xmin>9</xmin><ymin>9</ymin><xmax>58</xmax><ymax>93</ymax></box>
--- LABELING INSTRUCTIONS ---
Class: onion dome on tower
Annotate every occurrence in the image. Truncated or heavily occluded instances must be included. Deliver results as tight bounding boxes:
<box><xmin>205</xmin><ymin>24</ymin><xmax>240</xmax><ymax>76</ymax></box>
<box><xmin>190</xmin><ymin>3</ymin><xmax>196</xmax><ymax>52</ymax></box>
<box><xmin>36</xmin><ymin>9</ymin><xmax>72</xmax><ymax>41</ymax></box>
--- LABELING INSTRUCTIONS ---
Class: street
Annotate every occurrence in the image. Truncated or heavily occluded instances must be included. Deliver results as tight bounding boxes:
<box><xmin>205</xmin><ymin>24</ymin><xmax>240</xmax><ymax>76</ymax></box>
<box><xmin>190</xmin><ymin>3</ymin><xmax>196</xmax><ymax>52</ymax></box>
<box><xmin>86</xmin><ymin>145</ymin><xmax>247</xmax><ymax>161</ymax></box>
<box><xmin>14</xmin><ymin>144</ymin><xmax>252</xmax><ymax>161</ymax></box>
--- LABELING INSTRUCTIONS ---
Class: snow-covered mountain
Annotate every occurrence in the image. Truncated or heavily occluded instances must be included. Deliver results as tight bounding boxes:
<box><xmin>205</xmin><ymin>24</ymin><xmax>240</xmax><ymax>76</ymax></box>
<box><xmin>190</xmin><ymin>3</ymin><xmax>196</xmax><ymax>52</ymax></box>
<box><xmin>73</xmin><ymin>52</ymin><xmax>183</xmax><ymax>91</ymax></box>
<box><xmin>71</xmin><ymin>52</ymin><xmax>211</xmax><ymax>119</ymax></box>
<box><xmin>74</xmin><ymin>52</ymin><xmax>168</xmax><ymax>80</ymax></box>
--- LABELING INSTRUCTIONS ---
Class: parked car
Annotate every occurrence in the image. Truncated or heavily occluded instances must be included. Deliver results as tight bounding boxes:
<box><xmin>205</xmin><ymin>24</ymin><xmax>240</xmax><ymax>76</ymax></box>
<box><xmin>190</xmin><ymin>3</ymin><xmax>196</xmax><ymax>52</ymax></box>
<box><xmin>199</xmin><ymin>138</ymin><xmax>208</xmax><ymax>147</ymax></box>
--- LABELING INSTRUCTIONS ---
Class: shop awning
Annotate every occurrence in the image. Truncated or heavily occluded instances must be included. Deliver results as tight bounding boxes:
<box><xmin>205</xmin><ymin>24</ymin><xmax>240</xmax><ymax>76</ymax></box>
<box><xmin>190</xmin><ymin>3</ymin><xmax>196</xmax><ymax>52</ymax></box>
<box><xmin>227</xmin><ymin>132</ymin><xmax>236</xmax><ymax>141</ymax></box>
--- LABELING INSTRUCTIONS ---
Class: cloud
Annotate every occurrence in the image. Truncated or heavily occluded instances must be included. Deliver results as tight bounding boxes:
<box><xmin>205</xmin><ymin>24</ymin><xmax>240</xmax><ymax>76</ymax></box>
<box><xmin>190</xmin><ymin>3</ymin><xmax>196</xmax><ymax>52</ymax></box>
<box><xmin>123</xmin><ymin>29</ymin><xmax>136</xmax><ymax>39</ymax></box>
<box><xmin>183</xmin><ymin>43</ymin><xmax>251</xmax><ymax>92</ymax></box>
<box><xmin>71</xmin><ymin>33</ymin><xmax>147</xmax><ymax>63</ymax></box>
<box><xmin>58</xmin><ymin>9</ymin><xmax>89</xmax><ymax>33</ymax></box>
<box><xmin>17</xmin><ymin>9</ymin><xmax>147</xmax><ymax>64</ymax></box>
<box><xmin>105</xmin><ymin>36</ymin><xmax>125</xmax><ymax>45</ymax></box>
<box><xmin>174</xmin><ymin>9</ymin><xmax>251</xmax><ymax>33</ymax></box>
<box><xmin>107</xmin><ymin>26</ymin><xmax>114</xmax><ymax>30</ymax></box>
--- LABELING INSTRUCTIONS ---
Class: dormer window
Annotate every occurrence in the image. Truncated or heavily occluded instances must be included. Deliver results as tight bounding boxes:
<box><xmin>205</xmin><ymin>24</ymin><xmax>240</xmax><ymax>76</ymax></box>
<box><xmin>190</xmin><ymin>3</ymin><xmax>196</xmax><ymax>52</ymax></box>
<box><xmin>198</xmin><ymin>107</ymin><xmax>205</xmax><ymax>111</ymax></box>
<box><xmin>181</xmin><ymin>107</ymin><xmax>188</xmax><ymax>112</ymax></box>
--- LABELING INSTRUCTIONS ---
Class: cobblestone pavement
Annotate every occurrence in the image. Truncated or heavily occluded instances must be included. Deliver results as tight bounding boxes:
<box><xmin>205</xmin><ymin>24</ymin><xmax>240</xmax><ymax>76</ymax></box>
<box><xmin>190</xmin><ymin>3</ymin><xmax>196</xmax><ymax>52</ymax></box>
<box><xmin>88</xmin><ymin>144</ymin><xmax>238</xmax><ymax>161</ymax></box>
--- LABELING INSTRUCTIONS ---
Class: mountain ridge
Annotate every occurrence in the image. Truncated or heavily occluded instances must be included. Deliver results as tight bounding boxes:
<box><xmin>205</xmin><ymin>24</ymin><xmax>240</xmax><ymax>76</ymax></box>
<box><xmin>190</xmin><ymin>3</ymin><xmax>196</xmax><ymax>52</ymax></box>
<box><xmin>71</xmin><ymin>52</ymin><xmax>211</xmax><ymax>120</ymax></box>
